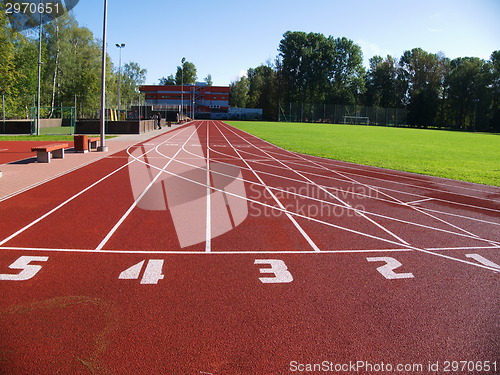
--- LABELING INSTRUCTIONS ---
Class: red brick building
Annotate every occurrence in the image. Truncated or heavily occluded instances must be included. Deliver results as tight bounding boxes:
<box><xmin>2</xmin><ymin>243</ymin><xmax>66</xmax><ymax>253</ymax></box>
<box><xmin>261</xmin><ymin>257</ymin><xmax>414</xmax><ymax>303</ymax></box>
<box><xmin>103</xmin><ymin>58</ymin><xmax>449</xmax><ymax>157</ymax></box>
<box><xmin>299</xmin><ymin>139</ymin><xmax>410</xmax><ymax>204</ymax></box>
<box><xmin>139</xmin><ymin>84</ymin><xmax>230</xmax><ymax>118</ymax></box>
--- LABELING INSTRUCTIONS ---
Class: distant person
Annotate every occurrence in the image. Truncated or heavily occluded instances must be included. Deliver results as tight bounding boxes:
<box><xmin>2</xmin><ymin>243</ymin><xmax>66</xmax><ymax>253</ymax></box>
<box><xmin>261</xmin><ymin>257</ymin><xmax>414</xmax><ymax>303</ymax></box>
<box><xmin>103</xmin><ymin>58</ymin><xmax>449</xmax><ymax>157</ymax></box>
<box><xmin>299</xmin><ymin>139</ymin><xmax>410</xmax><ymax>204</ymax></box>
<box><xmin>157</xmin><ymin>113</ymin><xmax>162</xmax><ymax>129</ymax></box>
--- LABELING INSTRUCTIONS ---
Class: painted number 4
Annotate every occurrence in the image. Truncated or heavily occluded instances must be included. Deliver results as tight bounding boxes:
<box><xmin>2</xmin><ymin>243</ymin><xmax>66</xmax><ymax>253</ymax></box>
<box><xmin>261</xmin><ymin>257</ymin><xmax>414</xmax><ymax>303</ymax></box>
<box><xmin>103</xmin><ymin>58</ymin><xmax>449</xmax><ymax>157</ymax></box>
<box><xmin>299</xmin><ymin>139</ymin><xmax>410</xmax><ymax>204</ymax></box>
<box><xmin>0</xmin><ymin>256</ymin><xmax>49</xmax><ymax>281</ymax></box>
<box><xmin>119</xmin><ymin>260</ymin><xmax>165</xmax><ymax>284</ymax></box>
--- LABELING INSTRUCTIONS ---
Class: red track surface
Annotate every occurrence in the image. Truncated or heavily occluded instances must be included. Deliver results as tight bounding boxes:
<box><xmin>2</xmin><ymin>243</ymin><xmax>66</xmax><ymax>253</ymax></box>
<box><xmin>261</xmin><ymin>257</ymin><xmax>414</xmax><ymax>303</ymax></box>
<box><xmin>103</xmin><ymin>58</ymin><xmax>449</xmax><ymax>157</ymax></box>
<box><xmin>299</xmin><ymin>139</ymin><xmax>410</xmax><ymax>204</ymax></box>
<box><xmin>0</xmin><ymin>121</ymin><xmax>499</xmax><ymax>374</ymax></box>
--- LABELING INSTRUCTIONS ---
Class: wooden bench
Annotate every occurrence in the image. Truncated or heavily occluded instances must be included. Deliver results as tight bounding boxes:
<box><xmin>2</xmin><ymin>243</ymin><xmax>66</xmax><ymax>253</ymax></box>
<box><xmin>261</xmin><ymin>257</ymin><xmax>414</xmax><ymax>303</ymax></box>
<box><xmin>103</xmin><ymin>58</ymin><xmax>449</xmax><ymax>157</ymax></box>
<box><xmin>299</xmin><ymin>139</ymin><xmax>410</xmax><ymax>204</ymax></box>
<box><xmin>88</xmin><ymin>137</ymin><xmax>100</xmax><ymax>151</ymax></box>
<box><xmin>31</xmin><ymin>143</ymin><xmax>68</xmax><ymax>163</ymax></box>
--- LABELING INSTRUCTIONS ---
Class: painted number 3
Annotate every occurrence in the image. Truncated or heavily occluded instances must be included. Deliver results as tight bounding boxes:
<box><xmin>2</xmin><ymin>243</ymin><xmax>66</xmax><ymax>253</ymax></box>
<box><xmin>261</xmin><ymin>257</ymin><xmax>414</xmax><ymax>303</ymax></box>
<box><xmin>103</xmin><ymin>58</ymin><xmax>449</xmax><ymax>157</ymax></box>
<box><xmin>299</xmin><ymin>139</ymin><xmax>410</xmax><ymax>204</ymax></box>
<box><xmin>254</xmin><ymin>259</ymin><xmax>293</xmax><ymax>283</ymax></box>
<box><xmin>0</xmin><ymin>256</ymin><xmax>49</xmax><ymax>281</ymax></box>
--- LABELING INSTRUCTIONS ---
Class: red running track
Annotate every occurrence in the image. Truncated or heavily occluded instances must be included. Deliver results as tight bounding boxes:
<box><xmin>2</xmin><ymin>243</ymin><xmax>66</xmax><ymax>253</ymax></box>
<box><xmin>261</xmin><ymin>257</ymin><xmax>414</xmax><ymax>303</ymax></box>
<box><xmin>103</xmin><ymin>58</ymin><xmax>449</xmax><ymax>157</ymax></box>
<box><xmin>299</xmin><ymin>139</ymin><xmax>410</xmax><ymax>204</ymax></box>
<box><xmin>0</xmin><ymin>120</ymin><xmax>499</xmax><ymax>374</ymax></box>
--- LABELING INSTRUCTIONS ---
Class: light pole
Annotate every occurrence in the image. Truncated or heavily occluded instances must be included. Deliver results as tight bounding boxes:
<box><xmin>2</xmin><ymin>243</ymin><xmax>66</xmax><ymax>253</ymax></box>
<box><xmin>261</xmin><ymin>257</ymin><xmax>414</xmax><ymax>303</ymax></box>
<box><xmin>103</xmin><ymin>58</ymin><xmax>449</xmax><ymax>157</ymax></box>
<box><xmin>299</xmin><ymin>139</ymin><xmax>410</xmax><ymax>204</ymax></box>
<box><xmin>181</xmin><ymin>57</ymin><xmax>185</xmax><ymax>121</ymax></box>
<box><xmin>36</xmin><ymin>0</ymin><xmax>43</xmax><ymax>135</ymax></box>
<box><xmin>2</xmin><ymin>91</ymin><xmax>5</xmax><ymax>134</ymax></box>
<box><xmin>116</xmin><ymin>43</ymin><xmax>125</xmax><ymax>118</ymax></box>
<box><xmin>98</xmin><ymin>0</ymin><xmax>108</xmax><ymax>152</ymax></box>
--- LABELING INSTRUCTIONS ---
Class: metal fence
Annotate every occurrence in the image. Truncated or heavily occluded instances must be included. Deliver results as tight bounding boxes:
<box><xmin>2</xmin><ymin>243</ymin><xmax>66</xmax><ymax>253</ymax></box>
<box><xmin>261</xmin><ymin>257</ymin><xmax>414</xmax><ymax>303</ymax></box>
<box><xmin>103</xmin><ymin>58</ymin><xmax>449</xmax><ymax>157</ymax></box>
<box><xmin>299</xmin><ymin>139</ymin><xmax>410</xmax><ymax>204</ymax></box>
<box><xmin>278</xmin><ymin>103</ymin><xmax>408</xmax><ymax>127</ymax></box>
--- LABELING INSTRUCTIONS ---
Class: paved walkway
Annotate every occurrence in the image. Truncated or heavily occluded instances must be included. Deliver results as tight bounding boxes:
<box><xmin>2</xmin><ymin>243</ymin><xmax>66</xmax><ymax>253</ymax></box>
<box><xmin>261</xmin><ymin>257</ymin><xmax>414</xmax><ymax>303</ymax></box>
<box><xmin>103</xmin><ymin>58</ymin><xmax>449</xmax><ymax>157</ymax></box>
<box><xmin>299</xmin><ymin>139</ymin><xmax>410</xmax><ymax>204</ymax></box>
<box><xmin>0</xmin><ymin>125</ymin><xmax>183</xmax><ymax>201</ymax></box>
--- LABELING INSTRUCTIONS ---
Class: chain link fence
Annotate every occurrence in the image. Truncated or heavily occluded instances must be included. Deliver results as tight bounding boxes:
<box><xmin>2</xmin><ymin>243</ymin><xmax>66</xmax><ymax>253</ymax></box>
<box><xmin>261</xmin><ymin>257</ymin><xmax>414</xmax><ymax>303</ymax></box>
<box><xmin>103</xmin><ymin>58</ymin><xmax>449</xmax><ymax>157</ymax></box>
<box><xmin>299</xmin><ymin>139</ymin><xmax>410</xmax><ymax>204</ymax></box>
<box><xmin>278</xmin><ymin>103</ymin><xmax>408</xmax><ymax>127</ymax></box>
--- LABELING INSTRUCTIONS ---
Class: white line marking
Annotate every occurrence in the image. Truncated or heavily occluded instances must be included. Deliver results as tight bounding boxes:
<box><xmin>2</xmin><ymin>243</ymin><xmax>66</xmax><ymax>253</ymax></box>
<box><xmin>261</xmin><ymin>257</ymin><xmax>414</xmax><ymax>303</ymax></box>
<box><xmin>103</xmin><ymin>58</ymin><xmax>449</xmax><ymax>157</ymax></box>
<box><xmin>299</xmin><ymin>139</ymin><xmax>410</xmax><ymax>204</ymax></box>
<box><xmin>205</xmin><ymin>135</ymin><xmax>500</xmax><ymax>224</ymax></box>
<box><xmin>206</xmin><ymin>121</ymin><xmax>211</xmax><ymax>252</ymax></box>
<box><xmin>465</xmin><ymin>254</ymin><xmax>500</xmax><ymax>269</ymax></box>
<box><xmin>95</xmin><ymin>125</ymin><xmax>200</xmax><ymax>251</ymax></box>
<box><xmin>216</xmin><ymin>126</ymin><xmax>500</xmax><ymax>210</ymax></box>
<box><xmin>0</xmin><ymin>128</ymin><xmax>192</xmax><ymax>246</ymax></box>
<box><xmin>247</xmin><ymin>134</ymin><xmax>499</xmax><ymax>197</ymax></box>
<box><xmin>213</xmin><ymin>122</ymin><xmax>320</xmax><ymax>252</ymax></box>
<box><xmin>228</xmin><ymin>124</ymin><xmax>500</xmax><ymax>247</ymax></box>
<box><xmin>219</xmin><ymin>122</ymin><xmax>411</xmax><ymax>246</ymax></box>
<box><xmin>147</xmin><ymin>129</ymin><xmax>500</xmax><ymax>247</ymax></box>
<box><xmin>406</xmin><ymin>197</ymin><xmax>434</xmax><ymax>205</ymax></box>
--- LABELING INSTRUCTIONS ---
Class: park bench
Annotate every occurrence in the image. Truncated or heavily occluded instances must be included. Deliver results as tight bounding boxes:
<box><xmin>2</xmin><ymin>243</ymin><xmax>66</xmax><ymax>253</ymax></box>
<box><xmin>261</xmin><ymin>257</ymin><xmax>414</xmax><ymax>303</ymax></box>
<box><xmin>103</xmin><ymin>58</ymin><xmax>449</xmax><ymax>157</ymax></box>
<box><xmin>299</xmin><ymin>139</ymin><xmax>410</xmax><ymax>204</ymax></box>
<box><xmin>88</xmin><ymin>136</ymin><xmax>100</xmax><ymax>151</ymax></box>
<box><xmin>31</xmin><ymin>143</ymin><xmax>68</xmax><ymax>163</ymax></box>
<box><xmin>74</xmin><ymin>135</ymin><xmax>101</xmax><ymax>152</ymax></box>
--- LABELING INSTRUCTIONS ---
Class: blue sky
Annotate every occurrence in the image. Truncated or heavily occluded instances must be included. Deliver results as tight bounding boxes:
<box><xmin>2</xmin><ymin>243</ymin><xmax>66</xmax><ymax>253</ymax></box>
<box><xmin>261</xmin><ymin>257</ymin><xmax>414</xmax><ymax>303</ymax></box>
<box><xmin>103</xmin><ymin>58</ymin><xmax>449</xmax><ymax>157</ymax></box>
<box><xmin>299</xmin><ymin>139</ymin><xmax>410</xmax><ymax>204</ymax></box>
<box><xmin>71</xmin><ymin>0</ymin><xmax>500</xmax><ymax>86</ymax></box>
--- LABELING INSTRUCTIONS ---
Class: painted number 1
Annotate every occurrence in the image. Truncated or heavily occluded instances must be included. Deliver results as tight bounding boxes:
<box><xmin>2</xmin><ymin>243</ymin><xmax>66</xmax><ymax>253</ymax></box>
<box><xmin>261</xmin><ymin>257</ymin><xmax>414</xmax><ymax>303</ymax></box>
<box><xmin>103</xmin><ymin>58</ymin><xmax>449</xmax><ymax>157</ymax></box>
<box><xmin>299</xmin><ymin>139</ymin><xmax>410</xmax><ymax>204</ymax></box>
<box><xmin>0</xmin><ymin>256</ymin><xmax>49</xmax><ymax>281</ymax></box>
<box><xmin>254</xmin><ymin>259</ymin><xmax>293</xmax><ymax>283</ymax></box>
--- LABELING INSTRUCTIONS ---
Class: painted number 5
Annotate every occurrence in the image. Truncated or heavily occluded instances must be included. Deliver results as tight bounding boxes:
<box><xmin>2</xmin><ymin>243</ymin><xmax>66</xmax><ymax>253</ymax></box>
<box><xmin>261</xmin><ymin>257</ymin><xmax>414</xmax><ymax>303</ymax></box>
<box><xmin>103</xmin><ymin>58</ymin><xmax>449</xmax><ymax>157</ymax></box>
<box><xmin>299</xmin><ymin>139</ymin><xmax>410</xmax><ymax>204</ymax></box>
<box><xmin>0</xmin><ymin>256</ymin><xmax>49</xmax><ymax>281</ymax></box>
<box><xmin>254</xmin><ymin>259</ymin><xmax>293</xmax><ymax>284</ymax></box>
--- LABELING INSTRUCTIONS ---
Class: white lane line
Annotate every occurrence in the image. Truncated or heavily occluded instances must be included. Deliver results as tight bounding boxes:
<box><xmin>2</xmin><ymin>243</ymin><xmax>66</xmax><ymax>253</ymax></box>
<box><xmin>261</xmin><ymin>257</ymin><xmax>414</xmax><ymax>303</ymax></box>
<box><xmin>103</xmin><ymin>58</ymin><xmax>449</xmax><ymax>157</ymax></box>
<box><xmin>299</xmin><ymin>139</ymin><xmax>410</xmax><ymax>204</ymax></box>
<box><xmin>253</xmin><ymin>137</ymin><xmax>498</xmax><ymax>197</ymax></box>
<box><xmin>220</xmin><ymin>125</ymin><xmax>500</xmax><ymax>210</ymax></box>
<box><xmin>406</xmin><ymin>197</ymin><xmax>435</xmax><ymax>205</ymax></box>
<box><xmin>226</xmin><ymin>124</ymin><xmax>500</xmax><ymax>247</ymax></box>
<box><xmin>218</xmin><ymin>122</ymin><xmax>410</xmax><ymax>246</ymax></box>
<box><xmin>0</xmin><ymin>246</ymin><xmax>412</xmax><ymax>254</ymax></box>
<box><xmin>205</xmin><ymin>139</ymin><xmax>500</xmax><ymax>221</ymax></box>
<box><xmin>205</xmin><ymin>121</ymin><xmax>211</xmax><ymax>252</ymax></box>
<box><xmin>295</xmin><ymin>155</ymin><xmax>500</xmax><ymax>247</ymax></box>
<box><xmin>213</xmin><ymin>122</ymin><xmax>320</xmax><ymax>252</ymax></box>
<box><xmin>0</xmin><ymin>153</ymin><xmax>152</xmax><ymax>247</ymax></box>
<box><xmin>153</xmin><ymin>133</ymin><xmax>500</xmax><ymax>246</ymax></box>
<box><xmin>0</xmin><ymin>128</ymin><xmax>193</xmax><ymax>245</ymax></box>
<box><xmin>465</xmin><ymin>254</ymin><xmax>500</xmax><ymax>269</ymax></box>
<box><xmin>95</xmin><ymin>124</ymin><xmax>200</xmax><ymax>251</ymax></box>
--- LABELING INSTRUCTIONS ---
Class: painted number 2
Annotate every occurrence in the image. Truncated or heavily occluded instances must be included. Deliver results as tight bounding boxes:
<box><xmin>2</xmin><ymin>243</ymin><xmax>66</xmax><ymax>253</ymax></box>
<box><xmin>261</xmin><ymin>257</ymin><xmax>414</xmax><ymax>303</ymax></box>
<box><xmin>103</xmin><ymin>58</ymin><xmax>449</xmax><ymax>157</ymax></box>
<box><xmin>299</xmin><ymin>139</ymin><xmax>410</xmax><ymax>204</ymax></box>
<box><xmin>366</xmin><ymin>257</ymin><xmax>414</xmax><ymax>280</ymax></box>
<box><xmin>254</xmin><ymin>259</ymin><xmax>293</xmax><ymax>284</ymax></box>
<box><xmin>0</xmin><ymin>256</ymin><xmax>49</xmax><ymax>281</ymax></box>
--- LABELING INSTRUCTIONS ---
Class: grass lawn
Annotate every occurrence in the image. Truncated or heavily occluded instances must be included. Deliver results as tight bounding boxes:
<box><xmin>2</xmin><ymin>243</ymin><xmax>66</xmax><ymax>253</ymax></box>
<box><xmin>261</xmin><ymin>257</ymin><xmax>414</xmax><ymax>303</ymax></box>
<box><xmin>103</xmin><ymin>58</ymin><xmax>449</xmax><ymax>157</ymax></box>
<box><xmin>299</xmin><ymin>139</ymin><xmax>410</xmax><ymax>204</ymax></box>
<box><xmin>227</xmin><ymin>121</ymin><xmax>500</xmax><ymax>187</ymax></box>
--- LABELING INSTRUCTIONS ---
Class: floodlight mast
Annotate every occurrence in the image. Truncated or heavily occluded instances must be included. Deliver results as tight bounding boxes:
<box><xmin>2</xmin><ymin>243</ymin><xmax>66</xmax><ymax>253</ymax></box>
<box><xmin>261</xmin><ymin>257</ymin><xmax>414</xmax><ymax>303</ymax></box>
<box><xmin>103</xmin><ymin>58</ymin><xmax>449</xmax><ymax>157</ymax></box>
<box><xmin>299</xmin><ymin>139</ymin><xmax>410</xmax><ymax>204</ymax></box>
<box><xmin>36</xmin><ymin>0</ymin><xmax>43</xmax><ymax>135</ymax></box>
<box><xmin>181</xmin><ymin>57</ymin><xmax>185</xmax><ymax>121</ymax></box>
<box><xmin>116</xmin><ymin>43</ymin><xmax>125</xmax><ymax>116</ymax></box>
<box><xmin>98</xmin><ymin>0</ymin><xmax>108</xmax><ymax>152</ymax></box>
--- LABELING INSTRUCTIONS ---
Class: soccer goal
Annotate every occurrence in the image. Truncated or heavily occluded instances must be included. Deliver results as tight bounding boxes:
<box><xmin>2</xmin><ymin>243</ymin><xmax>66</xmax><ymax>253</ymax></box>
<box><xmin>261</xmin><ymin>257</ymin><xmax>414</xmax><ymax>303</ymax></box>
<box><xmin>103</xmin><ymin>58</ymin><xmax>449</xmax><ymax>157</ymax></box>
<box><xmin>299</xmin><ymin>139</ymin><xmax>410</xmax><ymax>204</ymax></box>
<box><xmin>342</xmin><ymin>116</ymin><xmax>370</xmax><ymax>125</ymax></box>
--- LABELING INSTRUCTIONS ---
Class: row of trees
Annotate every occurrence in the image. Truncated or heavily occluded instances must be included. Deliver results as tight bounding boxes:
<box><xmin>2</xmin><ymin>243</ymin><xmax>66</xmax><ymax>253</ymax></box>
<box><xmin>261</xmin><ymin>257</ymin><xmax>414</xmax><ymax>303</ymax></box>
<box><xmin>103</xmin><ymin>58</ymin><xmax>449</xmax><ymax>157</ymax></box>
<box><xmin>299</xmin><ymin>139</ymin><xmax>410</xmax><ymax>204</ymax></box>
<box><xmin>158</xmin><ymin>61</ymin><xmax>213</xmax><ymax>86</ymax></box>
<box><xmin>230</xmin><ymin>31</ymin><xmax>499</xmax><ymax>132</ymax></box>
<box><xmin>0</xmin><ymin>9</ymin><xmax>147</xmax><ymax>119</ymax></box>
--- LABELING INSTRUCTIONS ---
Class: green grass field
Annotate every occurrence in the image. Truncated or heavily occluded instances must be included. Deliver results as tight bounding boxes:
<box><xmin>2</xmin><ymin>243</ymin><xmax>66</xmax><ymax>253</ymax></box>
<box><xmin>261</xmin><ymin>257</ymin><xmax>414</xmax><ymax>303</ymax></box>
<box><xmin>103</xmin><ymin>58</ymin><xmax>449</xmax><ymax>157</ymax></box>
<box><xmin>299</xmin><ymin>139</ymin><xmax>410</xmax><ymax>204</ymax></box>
<box><xmin>227</xmin><ymin>121</ymin><xmax>500</xmax><ymax>186</ymax></box>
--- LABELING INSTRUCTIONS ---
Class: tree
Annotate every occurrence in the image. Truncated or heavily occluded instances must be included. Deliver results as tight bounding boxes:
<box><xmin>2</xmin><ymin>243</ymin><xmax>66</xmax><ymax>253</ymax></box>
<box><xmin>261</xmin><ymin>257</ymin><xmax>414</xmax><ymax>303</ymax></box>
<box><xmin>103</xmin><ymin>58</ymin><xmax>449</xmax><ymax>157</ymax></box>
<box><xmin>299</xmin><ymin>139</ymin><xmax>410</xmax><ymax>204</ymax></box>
<box><xmin>0</xmin><ymin>9</ymin><xmax>22</xmax><ymax>117</ymax></box>
<box><xmin>175</xmin><ymin>60</ymin><xmax>197</xmax><ymax>85</ymax></box>
<box><xmin>489</xmin><ymin>51</ymin><xmax>500</xmax><ymax>132</ymax></box>
<box><xmin>365</xmin><ymin>55</ymin><xmax>400</xmax><ymax>108</ymax></box>
<box><xmin>119</xmin><ymin>62</ymin><xmax>147</xmax><ymax>107</ymax></box>
<box><xmin>277</xmin><ymin>31</ymin><xmax>364</xmax><ymax>106</ymax></box>
<box><xmin>204</xmin><ymin>74</ymin><xmax>213</xmax><ymax>86</ymax></box>
<box><xmin>159</xmin><ymin>75</ymin><xmax>175</xmax><ymax>85</ymax></box>
<box><xmin>229</xmin><ymin>76</ymin><xmax>249</xmax><ymax>108</ymax></box>
<box><xmin>398</xmin><ymin>48</ymin><xmax>449</xmax><ymax>127</ymax></box>
<box><xmin>446</xmin><ymin>57</ymin><xmax>491</xmax><ymax>131</ymax></box>
<box><xmin>247</xmin><ymin>64</ymin><xmax>279</xmax><ymax>120</ymax></box>
<box><xmin>329</xmin><ymin>37</ymin><xmax>365</xmax><ymax>104</ymax></box>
